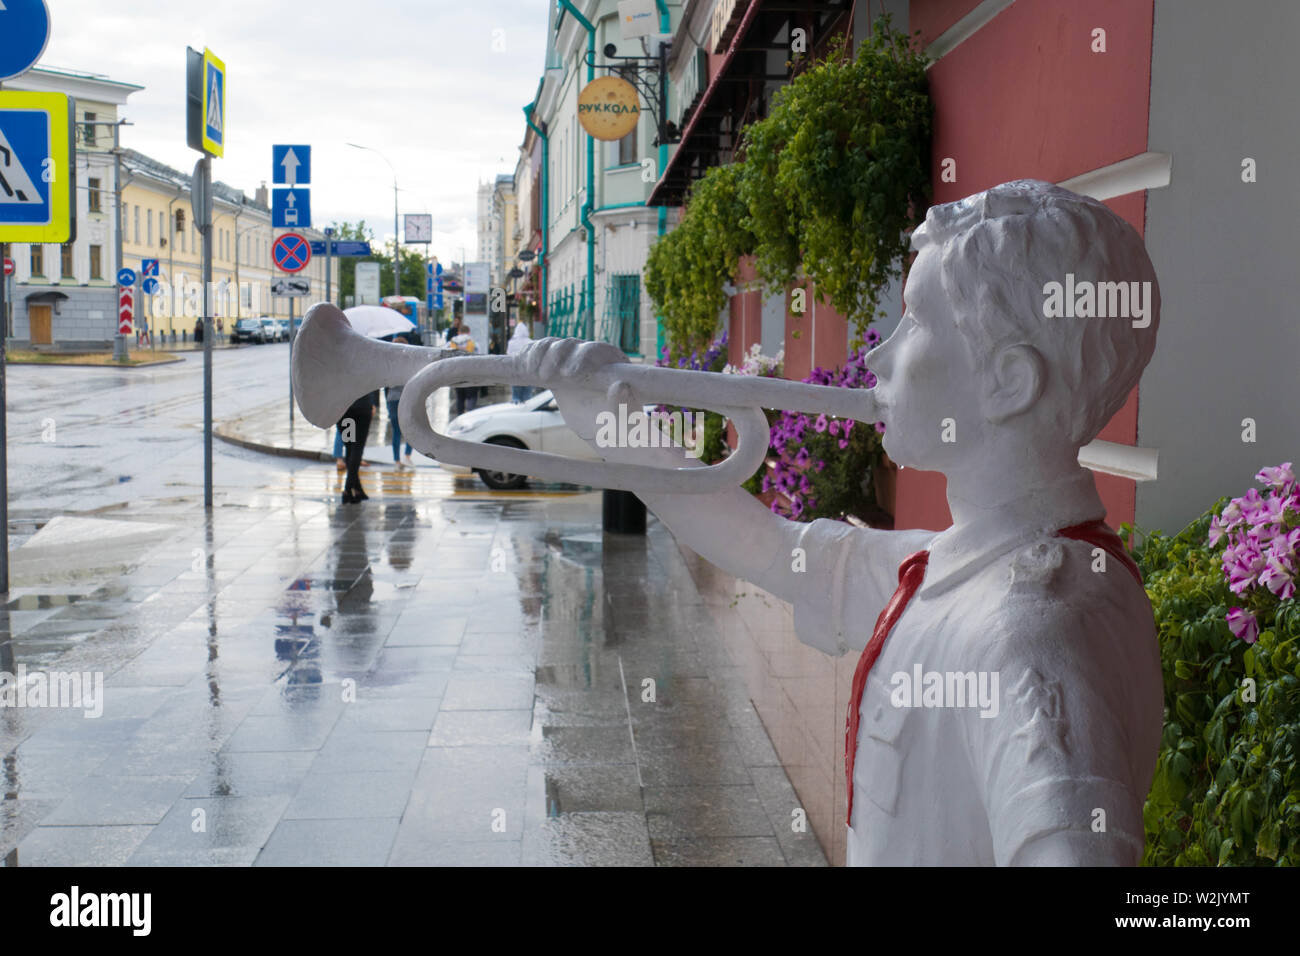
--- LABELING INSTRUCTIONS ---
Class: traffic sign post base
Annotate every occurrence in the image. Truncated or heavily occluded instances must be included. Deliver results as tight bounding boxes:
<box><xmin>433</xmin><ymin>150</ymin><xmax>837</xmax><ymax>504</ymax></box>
<box><xmin>112</xmin><ymin>332</ymin><xmax>127</xmax><ymax>362</ymax></box>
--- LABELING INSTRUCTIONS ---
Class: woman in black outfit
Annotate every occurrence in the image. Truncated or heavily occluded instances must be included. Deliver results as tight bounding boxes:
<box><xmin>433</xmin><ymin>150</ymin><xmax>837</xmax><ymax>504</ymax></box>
<box><xmin>338</xmin><ymin>390</ymin><xmax>379</xmax><ymax>504</ymax></box>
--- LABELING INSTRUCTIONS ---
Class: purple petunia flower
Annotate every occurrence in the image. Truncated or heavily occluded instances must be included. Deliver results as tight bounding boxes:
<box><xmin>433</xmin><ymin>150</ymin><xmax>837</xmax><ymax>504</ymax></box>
<box><xmin>1226</xmin><ymin>607</ymin><xmax>1259</xmax><ymax>644</ymax></box>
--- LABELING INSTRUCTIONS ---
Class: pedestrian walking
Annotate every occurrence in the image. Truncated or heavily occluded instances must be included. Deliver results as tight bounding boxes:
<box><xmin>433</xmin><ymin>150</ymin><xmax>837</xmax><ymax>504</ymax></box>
<box><xmin>387</xmin><ymin>334</ymin><xmax>415</xmax><ymax>466</ymax></box>
<box><xmin>448</xmin><ymin>322</ymin><xmax>479</xmax><ymax>416</ymax></box>
<box><xmin>216</xmin><ymin>317</ymin><xmax>224</xmax><ymax>343</ymax></box>
<box><xmin>507</xmin><ymin>321</ymin><xmax>533</xmax><ymax>403</ymax></box>
<box><xmin>338</xmin><ymin>390</ymin><xmax>379</xmax><ymax>504</ymax></box>
<box><xmin>194</xmin><ymin>318</ymin><xmax>204</xmax><ymax>344</ymax></box>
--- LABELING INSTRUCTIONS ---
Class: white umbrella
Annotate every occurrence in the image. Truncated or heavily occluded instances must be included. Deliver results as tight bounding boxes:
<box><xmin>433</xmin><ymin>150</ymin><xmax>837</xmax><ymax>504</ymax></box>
<box><xmin>342</xmin><ymin>305</ymin><xmax>417</xmax><ymax>339</ymax></box>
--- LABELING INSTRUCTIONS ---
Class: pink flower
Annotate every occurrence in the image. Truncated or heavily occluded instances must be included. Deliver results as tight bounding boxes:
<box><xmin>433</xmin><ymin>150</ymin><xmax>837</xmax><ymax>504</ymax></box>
<box><xmin>1226</xmin><ymin>608</ymin><xmax>1259</xmax><ymax>644</ymax></box>
<box><xmin>828</xmin><ymin>420</ymin><xmax>840</xmax><ymax>436</ymax></box>
<box><xmin>814</xmin><ymin>414</ymin><xmax>828</xmax><ymax>433</ymax></box>
<box><xmin>1255</xmin><ymin>462</ymin><xmax>1295</xmax><ymax>490</ymax></box>
<box><xmin>874</xmin><ymin>422</ymin><xmax>886</xmax><ymax>434</ymax></box>
<box><xmin>838</xmin><ymin>439</ymin><xmax>849</xmax><ymax>450</ymax></box>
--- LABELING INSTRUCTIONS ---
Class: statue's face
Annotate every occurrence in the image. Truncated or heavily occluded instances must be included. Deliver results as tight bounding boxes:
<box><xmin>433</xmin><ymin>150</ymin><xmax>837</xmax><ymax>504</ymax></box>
<box><xmin>865</xmin><ymin>245</ymin><xmax>984</xmax><ymax>473</ymax></box>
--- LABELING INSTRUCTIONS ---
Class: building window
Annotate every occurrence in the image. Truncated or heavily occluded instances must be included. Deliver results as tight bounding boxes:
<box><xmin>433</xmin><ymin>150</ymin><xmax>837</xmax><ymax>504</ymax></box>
<box><xmin>618</xmin><ymin>125</ymin><xmax>637</xmax><ymax>166</ymax></box>
<box><xmin>159</xmin><ymin>211</ymin><xmax>165</xmax><ymax>246</ymax></box>
<box><xmin>82</xmin><ymin>112</ymin><xmax>97</xmax><ymax>146</ymax></box>
<box><xmin>89</xmin><ymin>245</ymin><xmax>103</xmax><ymax>280</ymax></box>
<box><xmin>60</xmin><ymin>244</ymin><xmax>74</xmax><ymax>279</ymax></box>
<box><xmin>88</xmin><ymin>177</ymin><xmax>102</xmax><ymax>213</ymax></box>
<box><xmin>134</xmin><ymin>205</ymin><xmax>140</xmax><ymax>244</ymax></box>
<box><xmin>30</xmin><ymin>245</ymin><xmax>44</xmax><ymax>277</ymax></box>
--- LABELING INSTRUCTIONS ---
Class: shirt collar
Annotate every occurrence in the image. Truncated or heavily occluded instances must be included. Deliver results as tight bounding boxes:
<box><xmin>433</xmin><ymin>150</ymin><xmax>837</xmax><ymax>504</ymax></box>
<box><xmin>918</xmin><ymin>469</ymin><xmax>1106</xmax><ymax>598</ymax></box>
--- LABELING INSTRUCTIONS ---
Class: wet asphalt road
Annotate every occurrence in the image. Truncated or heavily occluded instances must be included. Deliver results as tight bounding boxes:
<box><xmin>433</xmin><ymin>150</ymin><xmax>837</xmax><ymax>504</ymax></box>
<box><xmin>0</xmin><ymin>347</ymin><xmax>826</xmax><ymax>866</ymax></box>
<box><xmin>5</xmin><ymin>343</ymin><xmax>309</xmax><ymax>529</ymax></box>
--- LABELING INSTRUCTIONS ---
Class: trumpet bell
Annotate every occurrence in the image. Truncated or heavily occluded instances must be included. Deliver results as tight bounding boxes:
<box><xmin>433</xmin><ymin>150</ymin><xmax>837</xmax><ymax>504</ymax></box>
<box><xmin>291</xmin><ymin>302</ymin><xmax>445</xmax><ymax>428</ymax></box>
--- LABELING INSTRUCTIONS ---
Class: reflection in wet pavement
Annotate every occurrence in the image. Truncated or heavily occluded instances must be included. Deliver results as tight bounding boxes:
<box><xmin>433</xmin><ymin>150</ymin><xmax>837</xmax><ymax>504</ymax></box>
<box><xmin>0</xmin><ymin>482</ymin><xmax>825</xmax><ymax>866</ymax></box>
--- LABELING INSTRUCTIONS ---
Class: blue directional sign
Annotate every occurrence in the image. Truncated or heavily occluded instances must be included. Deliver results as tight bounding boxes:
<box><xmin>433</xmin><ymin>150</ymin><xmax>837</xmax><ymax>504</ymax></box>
<box><xmin>427</xmin><ymin>293</ymin><xmax>434</xmax><ymax>313</ymax></box>
<box><xmin>0</xmin><ymin>0</ymin><xmax>52</xmax><ymax>82</ymax></box>
<box><xmin>272</xmin><ymin>145</ymin><xmax>310</xmax><ymax>186</ymax></box>
<box><xmin>308</xmin><ymin>240</ymin><xmax>370</xmax><ymax>257</ymax></box>
<box><xmin>117</xmin><ymin>267</ymin><xmax>136</xmax><ymax>287</ymax></box>
<box><xmin>141</xmin><ymin>258</ymin><xmax>158</xmax><ymax>276</ymax></box>
<box><xmin>271</xmin><ymin>188</ymin><xmax>310</xmax><ymax>229</ymax></box>
<box><xmin>142</xmin><ymin>277</ymin><xmax>159</xmax><ymax>295</ymax></box>
<box><xmin>425</xmin><ymin>262</ymin><xmax>435</xmax><ymax>277</ymax></box>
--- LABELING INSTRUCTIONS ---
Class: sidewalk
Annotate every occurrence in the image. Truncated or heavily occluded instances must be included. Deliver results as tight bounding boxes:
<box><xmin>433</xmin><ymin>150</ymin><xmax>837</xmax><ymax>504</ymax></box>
<box><xmin>0</xmin><ymin>402</ymin><xmax>825</xmax><ymax>866</ymax></box>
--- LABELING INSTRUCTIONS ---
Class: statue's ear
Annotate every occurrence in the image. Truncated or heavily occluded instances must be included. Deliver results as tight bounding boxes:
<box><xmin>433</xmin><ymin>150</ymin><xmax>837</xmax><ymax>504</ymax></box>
<box><xmin>983</xmin><ymin>343</ymin><xmax>1045</xmax><ymax>424</ymax></box>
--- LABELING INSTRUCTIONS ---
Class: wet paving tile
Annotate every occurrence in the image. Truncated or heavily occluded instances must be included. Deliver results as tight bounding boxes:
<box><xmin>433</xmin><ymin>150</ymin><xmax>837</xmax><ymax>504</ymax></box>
<box><xmin>651</xmin><ymin>836</ymin><xmax>788</xmax><ymax>867</ymax></box>
<box><xmin>0</xmin><ymin>798</ymin><xmax>62</xmax><ymax>856</ymax></box>
<box><xmin>311</xmin><ymin>731</ymin><xmax>429</xmax><ymax>774</ymax></box>
<box><xmin>643</xmin><ymin>785</ymin><xmax>775</xmax><ymax>841</ymax></box>
<box><xmin>14</xmin><ymin>825</ymin><xmax>154</xmax><ymax>867</ymax></box>
<box><xmin>388</xmin><ymin>837</ymin><xmax>521</xmax><ymax>867</ymax></box>
<box><xmin>334</xmin><ymin>697</ymin><xmax>443</xmax><ymax>733</ymax></box>
<box><xmin>42</xmin><ymin>774</ymin><xmax>192</xmax><ymax>826</ymax></box>
<box><xmin>428</xmin><ymin>709</ymin><xmax>533</xmax><ymax>747</ymax></box>
<box><xmin>282</xmin><ymin>770</ymin><xmax>414</xmax><ymax>820</ymax></box>
<box><xmin>184</xmin><ymin>751</ymin><xmax>316</xmax><ymax>797</ymax></box>
<box><xmin>523</xmin><ymin>812</ymin><xmax>654</xmax><ymax>866</ymax></box>
<box><xmin>442</xmin><ymin>675</ymin><xmax>535</xmax><ymax>711</ymax></box>
<box><xmin>530</xmin><ymin>725</ymin><xmax>636</xmax><ymax>766</ymax></box>
<box><xmin>255</xmin><ymin>817</ymin><xmax>399</xmax><ymax>867</ymax></box>
<box><xmin>222</xmin><ymin>712</ymin><xmax>342</xmax><ymax>753</ymax></box>
<box><xmin>127</xmin><ymin>795</ymin><xmax>291</xmax><ymax>865</ymax></box>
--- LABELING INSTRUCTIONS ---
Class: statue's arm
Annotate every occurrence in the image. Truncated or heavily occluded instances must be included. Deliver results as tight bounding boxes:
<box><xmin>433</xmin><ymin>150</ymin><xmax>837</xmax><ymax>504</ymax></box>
<box><xmin>965</xmin><ymin>601</ymin><xmax>1157</xmax><ymax>866</ymax></box>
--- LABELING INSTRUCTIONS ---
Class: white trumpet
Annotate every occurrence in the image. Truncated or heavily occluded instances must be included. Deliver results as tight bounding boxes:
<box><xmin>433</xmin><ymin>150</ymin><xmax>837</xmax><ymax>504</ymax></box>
<box><xmin>291</xmin><ymin>303</ymin><xmax>883</xmax><ymax>494</ymax></box>
<box><xmin>397</xmin><ymin>340</ymin><xmax>883</xmax><ymax>495</ymax></box>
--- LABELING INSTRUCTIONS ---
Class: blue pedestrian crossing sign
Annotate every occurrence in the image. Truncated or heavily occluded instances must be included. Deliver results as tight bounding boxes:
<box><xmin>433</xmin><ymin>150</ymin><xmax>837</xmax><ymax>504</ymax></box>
<box><xmin>272</xmin><ymin>145</ymin><xmax>310</xmax><ymax>186</ymax></box>
<box><xmin>201</xmin><ymin>48</ymin><xmax>225</xmax><ymax>157</ymax></box>
<box><xmin>0</xmin><ymin>0</ymin><xmax>52</xmax><ymax>82</ymax></box>
<box><xmin>272</xmin><ymin>188</ymin><xmax>310</xmax><ymax>229</ymax></box>
<box><xmin>0</xmin><ymin>90</ymin><xmax>74</xmax><ymax>243</ymax></box>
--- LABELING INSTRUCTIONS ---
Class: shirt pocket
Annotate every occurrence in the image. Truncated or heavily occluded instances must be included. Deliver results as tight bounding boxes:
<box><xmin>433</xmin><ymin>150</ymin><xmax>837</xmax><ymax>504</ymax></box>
<box><xmin>855</xmin><ymin>674</ymin><xmax>911</xmax><ymax>816</ymax></box>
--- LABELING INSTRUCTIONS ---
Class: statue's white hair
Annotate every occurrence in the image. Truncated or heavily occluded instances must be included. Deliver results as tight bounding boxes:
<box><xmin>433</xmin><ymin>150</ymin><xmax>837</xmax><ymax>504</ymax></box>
<box><xmin>912</xmin><ymin>179</ymin><xmax>1160</xmax><ymax>446</ymax></box>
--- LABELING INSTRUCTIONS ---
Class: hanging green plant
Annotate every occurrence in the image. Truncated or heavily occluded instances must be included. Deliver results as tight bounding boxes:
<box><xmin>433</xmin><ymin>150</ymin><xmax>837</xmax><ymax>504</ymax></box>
<box><xmin>645</xmin><ymin>161</ymin><xmax>754</xmax><ymax>361</ymax></box>
<box><xmin>738</xmin><ymin>16</ymin><xmax>932</xmax><ymax>339</ymax></box>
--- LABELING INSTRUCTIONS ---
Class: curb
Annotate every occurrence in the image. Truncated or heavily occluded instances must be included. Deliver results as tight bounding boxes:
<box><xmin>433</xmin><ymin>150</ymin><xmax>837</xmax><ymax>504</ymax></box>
<box><xmin>213</xmin><ymin>425</ymin><xmax>385</xmax><ymax>467</ymax></box>
<box><xmin>6</xmin><ymin>356</ymin><xmax>187</xmax><ymax>368</ymax></box>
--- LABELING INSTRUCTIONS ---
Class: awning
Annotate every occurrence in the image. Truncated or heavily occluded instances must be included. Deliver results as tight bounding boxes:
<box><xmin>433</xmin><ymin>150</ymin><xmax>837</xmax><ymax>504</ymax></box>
<box><xmin>25</xmin><ymin>291</ymin><xmax>70</xmax><ymax>304</ymax></box>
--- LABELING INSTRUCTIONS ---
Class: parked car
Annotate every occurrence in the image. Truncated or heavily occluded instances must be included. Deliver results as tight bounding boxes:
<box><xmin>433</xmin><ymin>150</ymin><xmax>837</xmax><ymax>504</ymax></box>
<box><xmin>275</xmin><ymin>319</ymin><xmax>290</xmax><ymax>340</ymax></box>
<box><xmin>261</xmin><ymin>318</ymin><xmax>282</xmax><ymax>343</ymax></box>
<box><xmin>231</xmin><ymin>317</ymin><xmax>266</xmax><ymax>344</ymax></box>
<box><xmin>437</xmin><ymin>390</ymin><xmax>597</xmax><ymax>490</ymax></box>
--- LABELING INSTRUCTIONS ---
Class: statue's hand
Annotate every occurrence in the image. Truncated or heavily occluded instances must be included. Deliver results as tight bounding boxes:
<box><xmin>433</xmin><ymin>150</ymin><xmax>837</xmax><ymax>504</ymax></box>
<box><xmin>517</xmin><ymin>338</ymin><xmax>655</xmax><ymax>461</ymax></box>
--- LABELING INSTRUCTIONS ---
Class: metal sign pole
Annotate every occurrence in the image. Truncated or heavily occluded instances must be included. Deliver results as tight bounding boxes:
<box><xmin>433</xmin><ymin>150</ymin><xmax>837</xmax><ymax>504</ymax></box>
<box><xmin>288</xmin><ymin>295</ymin><xmax>294</xmax><ymax>433</ymax></box>
<box><xmin>0</xmin><ymin>236</ymin><xmax>8</xmax><ymax>595</ymax></box>
<box><xmin>202</xmin><ymin>155</ymin><xmax>214</xmax><ymax>510</ymax></box>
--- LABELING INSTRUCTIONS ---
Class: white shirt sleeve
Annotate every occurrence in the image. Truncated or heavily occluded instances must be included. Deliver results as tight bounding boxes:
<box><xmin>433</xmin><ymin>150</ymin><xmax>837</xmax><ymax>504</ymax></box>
<box><xmin>960</xmin><ymin>597</ymin><xmax>1153</xmax><ymax>865</ymax></box>
<box><xmin>778</xmin><ymin>519</ymin><xmax>934</xmax><ymax>656</ymax></box>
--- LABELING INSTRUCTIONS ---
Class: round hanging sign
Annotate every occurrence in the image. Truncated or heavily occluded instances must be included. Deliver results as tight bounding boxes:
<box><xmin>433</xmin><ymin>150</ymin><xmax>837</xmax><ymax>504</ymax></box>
<box><xmin>576</xmin><ymin>75</ymin><xmax>641</xmax><ymax>141</ymax></box>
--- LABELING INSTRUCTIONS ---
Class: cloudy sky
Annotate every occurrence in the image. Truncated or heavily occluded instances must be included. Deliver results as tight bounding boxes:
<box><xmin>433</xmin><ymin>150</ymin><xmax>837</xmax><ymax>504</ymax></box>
<box><xmin>37</xmin><ymin>0</ymin><xmax>550</xmax><ymax>263</ymax></box>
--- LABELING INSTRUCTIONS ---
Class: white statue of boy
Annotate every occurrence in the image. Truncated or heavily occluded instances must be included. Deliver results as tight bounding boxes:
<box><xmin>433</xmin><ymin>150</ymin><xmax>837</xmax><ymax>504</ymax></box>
<box><xmin>522</xmin><ymin>180</ymin><xmax>1164</xmax><ymax>866</ymax></box>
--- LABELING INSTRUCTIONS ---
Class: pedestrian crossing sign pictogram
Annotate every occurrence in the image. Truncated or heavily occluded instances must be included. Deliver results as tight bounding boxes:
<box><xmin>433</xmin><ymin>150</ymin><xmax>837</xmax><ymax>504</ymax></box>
<box><xmin>0</xmin><ymin>90</ymin><xmax>74</xmax><ymax>243</ymax></box>
<box><xmin>201</xmin><ymin>48</ymin><xmax>225</xmax><ymax>157</ymax></box>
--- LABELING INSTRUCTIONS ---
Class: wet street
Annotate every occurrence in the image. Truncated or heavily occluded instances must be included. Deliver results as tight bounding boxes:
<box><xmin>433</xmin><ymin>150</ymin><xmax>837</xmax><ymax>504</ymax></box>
<box><xmin>0</xmin><ymin>347</ymin><xmax>824</xmax><ymax>866</ymax></box>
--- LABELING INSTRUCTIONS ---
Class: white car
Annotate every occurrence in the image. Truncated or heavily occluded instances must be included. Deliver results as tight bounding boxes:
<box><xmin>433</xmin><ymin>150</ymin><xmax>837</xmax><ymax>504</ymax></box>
<box><xmin>438</xmin><ymin>390</ymin><xmax>599</xmax><ymax>490</ymax></box>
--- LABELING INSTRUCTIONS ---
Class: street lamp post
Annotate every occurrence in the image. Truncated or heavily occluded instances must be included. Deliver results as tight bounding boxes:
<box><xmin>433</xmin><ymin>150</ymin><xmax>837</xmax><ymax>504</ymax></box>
<box><xmin>347</xmin><ymin>143</ymin><xmax>400</xmax><ymax>300</ymax></box>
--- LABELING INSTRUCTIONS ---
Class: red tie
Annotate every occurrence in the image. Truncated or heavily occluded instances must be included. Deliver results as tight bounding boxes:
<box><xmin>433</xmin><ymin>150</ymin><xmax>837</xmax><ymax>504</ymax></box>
<box><xmin>843</xmin><ymin>520</ymin><xmax>1142</xmax><ymax>826</ymax></box>
<box><xmin>845</xmin><ymin>549</ymin><xmax>929</xmax><ymax>826</ymax></box>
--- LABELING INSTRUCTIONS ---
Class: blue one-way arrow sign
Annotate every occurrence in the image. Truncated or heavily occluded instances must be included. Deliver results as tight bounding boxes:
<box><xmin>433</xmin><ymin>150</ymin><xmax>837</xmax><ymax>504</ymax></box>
<box><xmin>271</xmin><ymin>188</ymin><xmax>311</xmax><ymax>228</ymax></box>
<box><xmin>272</xmin><ymin>144</ymin><xmax>310</xmax><ymax>186</ymax></box>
